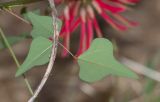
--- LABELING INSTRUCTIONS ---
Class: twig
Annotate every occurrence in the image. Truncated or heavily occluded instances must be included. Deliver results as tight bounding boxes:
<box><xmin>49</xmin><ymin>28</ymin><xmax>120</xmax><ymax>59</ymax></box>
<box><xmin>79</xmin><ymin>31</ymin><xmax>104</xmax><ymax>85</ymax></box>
<box><xmin>0</xmin><ymin>27</ymin><xmax>33</xmax><ymax>95</ymax></box>
<box><xmin>3</xmin><ymin>8</ymin><xmax>30</xmax><ymax>25</ymax></box>
<box><xmin>0</xmin><ymin>0</ymin><xmax>43</xmax><ymax>8</ymax></box>
<box><xmin>28</xmin><ymin>0</ymin><xmax>59</xmax><ymax>102</ymax></box>
<box><xmin>58</xmin><ymin>42</ymin><xmax>77</xmax><ymax>59</ymax></box>
<box><xmin>120</xmin><ymin>57</ymin><xmax>160</xmax><ymax>82</ymax></box>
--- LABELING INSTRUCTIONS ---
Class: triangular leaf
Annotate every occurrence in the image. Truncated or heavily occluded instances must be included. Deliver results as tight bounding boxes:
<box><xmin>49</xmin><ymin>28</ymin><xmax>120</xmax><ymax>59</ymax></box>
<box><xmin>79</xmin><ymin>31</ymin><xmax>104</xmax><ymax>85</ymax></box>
<box><xmin>16</xmin><ymin>37</ymin><xmax>52</xmax><ymax>77</ymax></box>
<box><xmin>22</xmin><ymin>9</ymin><xmax>41</xmax><ymax>20</ymax></box>
<box><xmin>26</xmin><ymin>12</ymin><xmax>62</xmax><ymax>38</ymax></box>
<box><xmin>78</xmin><ymin>38</ymin><xmax>138</xmax><ymax>82</ymax></box>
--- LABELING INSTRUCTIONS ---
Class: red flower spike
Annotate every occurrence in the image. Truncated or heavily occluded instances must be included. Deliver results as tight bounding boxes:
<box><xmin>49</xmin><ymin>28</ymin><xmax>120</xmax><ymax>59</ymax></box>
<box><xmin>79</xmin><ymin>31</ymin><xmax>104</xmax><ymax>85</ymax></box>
<box><xmin>86</xmin><ymin>18</ymin><xmax>94</xmax><ymax>49</ymax></box>
<box><xmin>111</xmin><ymin>0</ymin><xmax>140</xmax><ymax>4</ymax></box>
<box><xmin>54</xmin><ymin>0</ymin><xmax>140</xmax><ymax>56</ymax></box>
<box><xmin>70</xmin><ymin>18</ymin><xmax>81</xmax><ymax>33</ymax></box>
<box><xmin>62</xmin><ymin>6</ymin><xmax>71</xmax><ymax>57</ymax></box>
<box><xmin>93</xmin><ymin>1</ymin><xmax>128</xmax><ymax>31</ymax></box>
<box><xmin>93</xmin><ymin>18</ymin><xmax>103</xmax><ymax>38</ymax></box>
<box><xmin>96</xmin><ymin>0</ymin><xmax>126</xmax><ymax>13</ymax></box>
<box><xmin>112</xmin><ymin>13</ymin><xmax>139</xmax><ymax>27</ymax></box>
<box><xmin>76</xmin><ymin>9</ymin><xmax>87</xmax><ymax>56</ymax></box>
<box><xmin>101</xmin><ymin>11</ymin><xmax>128</xmax><ymax>31</ymax></box>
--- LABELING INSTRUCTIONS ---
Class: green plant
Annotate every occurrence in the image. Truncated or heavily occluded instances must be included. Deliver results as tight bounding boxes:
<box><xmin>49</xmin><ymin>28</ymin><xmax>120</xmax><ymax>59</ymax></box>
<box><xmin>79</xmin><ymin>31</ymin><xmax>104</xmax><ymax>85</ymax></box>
<box><xmin>0</xmin><ymin>0</ymin><xmax>142</xmax><ymax>102</ymax></box>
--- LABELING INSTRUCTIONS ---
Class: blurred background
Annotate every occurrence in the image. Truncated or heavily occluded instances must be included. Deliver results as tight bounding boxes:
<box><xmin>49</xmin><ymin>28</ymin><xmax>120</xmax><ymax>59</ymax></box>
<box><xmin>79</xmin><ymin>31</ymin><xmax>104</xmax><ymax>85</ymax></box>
<box><xmin>0</xmin><ymin>0</ymin><xmax>160</xmax><ymax>102</ymax></box>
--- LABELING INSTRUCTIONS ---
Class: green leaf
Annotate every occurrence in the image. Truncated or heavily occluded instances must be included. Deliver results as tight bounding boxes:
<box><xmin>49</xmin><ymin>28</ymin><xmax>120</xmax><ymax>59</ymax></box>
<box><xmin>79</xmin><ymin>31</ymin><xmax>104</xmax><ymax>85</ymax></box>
<box><xmin>26</xmin><ymin>12</ymin><xmax>62</xmax><ymax>38</ymax></box>
<box><xmin>23</xmin><ymin>9</ymin><xmax>40</xmax><ymax>20</ymax></box>
<box><xmin>0</xmin><ymin>36</ymin><xmax>26</xmax><ymax>50</ymax></box>
<box><xmin>15</xmin><ymin>37</ymin><xmax>52</xmax><ymax>77</ymax></box>
<box><xmin>78</xmin><ymin>38</ymin><xmax>138</xmax><ymax>82</ymax></box>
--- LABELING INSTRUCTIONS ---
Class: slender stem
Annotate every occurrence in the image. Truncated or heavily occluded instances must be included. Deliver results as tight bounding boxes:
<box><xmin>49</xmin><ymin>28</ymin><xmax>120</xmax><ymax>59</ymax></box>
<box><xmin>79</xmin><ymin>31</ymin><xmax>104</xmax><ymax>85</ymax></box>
<box><xmin>28</xmin><ymin>0</ymin><xmax>59</xmax><ymax>101</ymax></box>
<box><xmin>4</xmin><ymin>8</ymin><xmax>30</xmax><ymax>25</ymax></box>
<box><xmin>58</xmin><ymin>42</ymin><xmax>77</xmax><ymax>59</ymax></box>
<box><xmin>120</xmin><ymin>57</ymin><xmax>160</xmax><ymax>82</ymax></box>
<box><xmin>0</xmin><ymin>27</ymin><xmax>33</xmax><ymax>95</ymax></box>
<box><xmin>0</xmin><ymin>0</ymin><xmax>43</xmax><ymax>8</ymax></box>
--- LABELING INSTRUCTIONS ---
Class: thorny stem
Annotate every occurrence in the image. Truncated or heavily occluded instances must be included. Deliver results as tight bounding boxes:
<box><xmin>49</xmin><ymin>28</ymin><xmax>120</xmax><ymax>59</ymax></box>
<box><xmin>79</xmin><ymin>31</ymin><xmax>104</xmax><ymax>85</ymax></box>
<box><xmin>0</xmin><ymin>27</ymin><xmax>34</xmax><ymax>95</ymax></box>
<box><xmin>28</xmin><ymin>0</ymin><xmax>59</xmax><ymax>102</ymax></box>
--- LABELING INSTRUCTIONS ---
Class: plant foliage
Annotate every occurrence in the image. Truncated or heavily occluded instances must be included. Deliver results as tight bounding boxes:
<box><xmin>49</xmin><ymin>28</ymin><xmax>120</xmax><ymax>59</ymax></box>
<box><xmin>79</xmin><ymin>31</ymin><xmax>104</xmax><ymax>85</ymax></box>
<box><xmin>78</xmin><ymin>38</ymin><xmax>138</xmax><ymax>82</ymax></box>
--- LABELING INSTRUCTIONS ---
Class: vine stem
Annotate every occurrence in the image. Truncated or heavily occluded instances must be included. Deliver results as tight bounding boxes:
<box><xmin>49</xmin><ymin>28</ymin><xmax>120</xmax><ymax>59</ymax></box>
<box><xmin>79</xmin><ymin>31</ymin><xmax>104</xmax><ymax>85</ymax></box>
<box><xmin>4</xmin><ymin>8</ymin><xmax>30</xmax><ymax>24</ymax></box>
<box><xmin>0</xmin><ymin>27</ymin><xmax>33</xmax><ymax>95</ymax></box>
<box><xmin>28</xmin><ymin>0</ymin><xmax>59</xmax><ymax>102</ymax></box>
<box><xmin>58</xmin><ymin>42</ymin><xmax>77</xmax><ymax>59</ymax></box>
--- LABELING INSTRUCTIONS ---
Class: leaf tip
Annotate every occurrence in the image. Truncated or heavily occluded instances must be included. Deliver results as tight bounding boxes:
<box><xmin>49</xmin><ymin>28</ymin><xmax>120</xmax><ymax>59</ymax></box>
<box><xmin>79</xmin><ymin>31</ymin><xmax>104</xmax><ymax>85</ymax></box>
<box><xmin>15</xmin><ymin>70</ymin><xmax>22</xmax><ymax>77</ymax></box>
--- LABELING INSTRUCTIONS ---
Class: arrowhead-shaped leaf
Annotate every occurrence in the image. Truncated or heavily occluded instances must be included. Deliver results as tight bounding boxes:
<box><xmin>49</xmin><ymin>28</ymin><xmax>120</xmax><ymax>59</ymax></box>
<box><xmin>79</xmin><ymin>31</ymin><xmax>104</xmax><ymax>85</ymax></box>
<box><xmin>78</xmin><ymin>38</ymin><xmax>138</xmax><ymax>82</ymax></box>
<box><xmin>26</xmin><ymin>12</ymin><xmax>62</xmax><ymax>38</ymax></box>
<box><xmin>16</xmin><ymin>37</ymin><xmax>52</xmax><ymax>77</ymax></box>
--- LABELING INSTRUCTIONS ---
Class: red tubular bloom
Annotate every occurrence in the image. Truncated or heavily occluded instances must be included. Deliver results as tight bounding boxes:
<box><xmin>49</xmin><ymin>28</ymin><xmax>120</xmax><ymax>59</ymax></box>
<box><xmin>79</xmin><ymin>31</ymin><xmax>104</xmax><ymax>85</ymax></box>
<box><xmin>77</xmin><ymin>17</ymin><xmax>87</xmax><ymax>56</ymax></box>
<box><xmin>93</xmin><ymin>18</ymin><xmax>103</xmax><ymax>38</ymax></box>
<box><xmin>111</xmin><ymin>0</ymin><xmax>140</xmax><ymax>4</ymax></box>
<box><xmin>55</xmin><ymin>0</ymin><xmax>140</xmax><ymax>57</ymax></box>
<box><xmin>70</xmin><ymin>18</ymin><xmax>81</xmax><ymax>33</ymax></box>
<box><xmin>61</xmin><ymin>6</ymin><xmax>70</xmax><ymax>57</ymax></box>
<box><xmin>62</xmin><ymin>19</ymin><xmax>70</xmax><ymax>57</ymax></box>
<box><xmin>87</xmin><ymin>18</ymin><xmax>93</xmax><ymax>49</ymax></box>
<box><xmin>100</xmin><ymin>10</ymin><xmax>128</xmax><ymax>31</ymax></box>
<box><xmin>96</xmin><ymin>0</ymin><xmax>126</xmax><ymax>13</ymax></box>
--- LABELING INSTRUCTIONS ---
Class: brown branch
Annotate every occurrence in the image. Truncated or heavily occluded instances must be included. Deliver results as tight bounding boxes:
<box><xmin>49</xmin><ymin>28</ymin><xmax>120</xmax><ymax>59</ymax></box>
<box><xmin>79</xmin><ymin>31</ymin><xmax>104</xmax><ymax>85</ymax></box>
<box><xmin>28</xmin><ymin>0</ymin><xmax>59</xmax><ymax>102</ymax></box>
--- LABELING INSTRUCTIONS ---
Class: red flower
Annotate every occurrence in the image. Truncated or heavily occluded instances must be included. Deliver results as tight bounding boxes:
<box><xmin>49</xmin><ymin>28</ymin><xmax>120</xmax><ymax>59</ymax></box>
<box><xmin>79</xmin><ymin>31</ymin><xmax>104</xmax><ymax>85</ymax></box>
<box><xmin>115</xmin><ymin>0</ymin><xmax>140</xmax><ymax>4</ymax></box>
<box><xmin>56</xmin><ymin>0</ymin><xmax>140</xmax><ymax>57</ymax></box>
